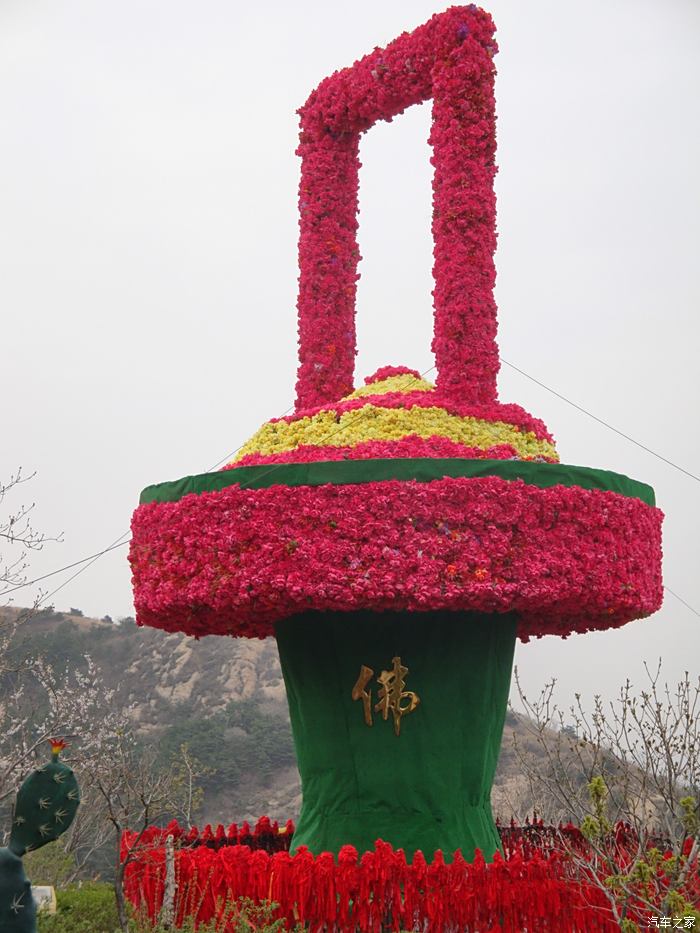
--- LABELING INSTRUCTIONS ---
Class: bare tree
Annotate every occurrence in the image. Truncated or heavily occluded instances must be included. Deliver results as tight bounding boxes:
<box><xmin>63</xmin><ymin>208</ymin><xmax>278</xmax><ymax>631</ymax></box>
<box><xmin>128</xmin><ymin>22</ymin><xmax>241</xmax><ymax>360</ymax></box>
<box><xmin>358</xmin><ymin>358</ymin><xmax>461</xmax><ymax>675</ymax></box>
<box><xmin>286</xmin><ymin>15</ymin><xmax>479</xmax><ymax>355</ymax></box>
<box><xmin>0</xmin><ymin>656</ymin><xmax>128</xmax><ymax>805</ymax></box>
<box><xmin>87</xmin><ymin>730</ymin><xmax>206</xmax><ymax>933</ymax></box>
<box><xmin>1</xmin><ymin>472</ymin><xmax>208</xmax><ymax>929</ymax></box>
<box><xmin>0</xmin><ymin>469</ymin><xmax>59</xmax><ymax>594</ymax></box>
<box><xmin>170</xmin><ymin>742</ymin><xmax>211</xmax><ymax>827</ymax></box>
<box><xmin>0</xmin><ymin>469</ymin><xmax>62</xmax><ymax>671</ymax></box>
<box><xmin>1</xmin><ymin>469</ymin><xmax>128</xmax><ymax>881</ymax></box>
<box><xmin>511</xmin><ymin>663</ymin><xmax>700</xmax><ymax>930</ymax></box>
<box><xmin>60</xmin><ymin>778</ymin><xmax>119</xmax><ymax>882</ymax></box>
<box><xmin>0</xmin><ymin>469</ymin><xmax>92</xmax><ymax>816</ymax></box>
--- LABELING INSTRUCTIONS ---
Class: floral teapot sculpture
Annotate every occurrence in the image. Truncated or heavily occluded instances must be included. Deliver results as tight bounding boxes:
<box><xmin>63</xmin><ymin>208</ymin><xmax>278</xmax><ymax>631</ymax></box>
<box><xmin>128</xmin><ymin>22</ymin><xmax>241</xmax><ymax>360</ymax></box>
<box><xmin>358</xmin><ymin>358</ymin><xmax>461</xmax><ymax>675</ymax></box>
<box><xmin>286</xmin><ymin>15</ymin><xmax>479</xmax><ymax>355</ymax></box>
<box><xmin>0</xmin><ymin>740</ymin><xmax>80</xmax><ymax>933</ymax></box>
<box><xmin>129</xmin><ymin>6</ymin><xmax>663</xmax><ymax>861</ymax></box>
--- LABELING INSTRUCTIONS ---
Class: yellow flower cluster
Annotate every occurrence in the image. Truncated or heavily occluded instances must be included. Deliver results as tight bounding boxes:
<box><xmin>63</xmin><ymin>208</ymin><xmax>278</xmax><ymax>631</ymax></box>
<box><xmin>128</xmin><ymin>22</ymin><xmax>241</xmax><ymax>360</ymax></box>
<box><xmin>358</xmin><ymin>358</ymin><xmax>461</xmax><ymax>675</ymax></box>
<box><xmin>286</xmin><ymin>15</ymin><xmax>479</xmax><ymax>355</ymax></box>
<box><xmin>233</xmin><ymin>403</ymin><xmax>558</xmax><ymax>463</ymax></box>
<box><xmin>344</xmin><ymin>373</ymin><xmax>434</xmax><ymax>399</ymax></box>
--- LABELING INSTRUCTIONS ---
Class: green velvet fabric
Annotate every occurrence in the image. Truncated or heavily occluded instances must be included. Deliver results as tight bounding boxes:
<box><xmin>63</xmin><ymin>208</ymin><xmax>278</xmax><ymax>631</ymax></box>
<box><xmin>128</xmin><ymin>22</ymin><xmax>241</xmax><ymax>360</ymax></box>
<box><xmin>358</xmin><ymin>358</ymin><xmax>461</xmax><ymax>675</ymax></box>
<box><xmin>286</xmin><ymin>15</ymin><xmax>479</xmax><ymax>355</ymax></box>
<box><xmin>275</xmin><ymin>610</ymin><xmax>517</xmax><ymax>862</ymax></box>
<box><xmin>140</xmin><ymin>457</ymin><xmax>656</xmax><ymax>506</ymax></box>
<box><xmin>0</xmin><ymin>848</ymin><xmax>36</xmax><ymax>933</ymax></box>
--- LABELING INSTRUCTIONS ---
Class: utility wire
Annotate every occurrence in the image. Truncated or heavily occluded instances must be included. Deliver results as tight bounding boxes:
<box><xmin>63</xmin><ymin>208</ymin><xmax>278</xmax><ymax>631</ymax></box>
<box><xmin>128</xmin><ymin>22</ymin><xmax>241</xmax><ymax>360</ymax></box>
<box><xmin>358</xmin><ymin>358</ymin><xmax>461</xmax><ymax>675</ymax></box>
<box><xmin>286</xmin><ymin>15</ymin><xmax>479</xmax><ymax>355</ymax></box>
<box><xmin>0</xmin><ymin>540</ymin><xmax>129</xmax><ymax>597</ymax></box>
<box><xmin>12</xmin><ymin>405</ymin><xmax>305</xmax><ymax>604</ymax></box>
<box><xmin>0</xmin><ymin>370</ymin><xmax>433</xmax><ymax>601</ymax></box>
<box><xmin>664</xmin><ymin>586</ymin><xmax>700</xmax><ymax>619</ymax></box>
<box><xmin>205</xmin><ymin>405</ymin><xmax>294</xmax><ymax>472</ymax></box>
<box><xmin>39</xmin><ymin>532</ymin><xmax>132</xmax><ymax>606</ymax></box>
<box><xmin>502</xmin><ymin>358</ymin><xmax>700</xmax><ymax>484</ymax></box>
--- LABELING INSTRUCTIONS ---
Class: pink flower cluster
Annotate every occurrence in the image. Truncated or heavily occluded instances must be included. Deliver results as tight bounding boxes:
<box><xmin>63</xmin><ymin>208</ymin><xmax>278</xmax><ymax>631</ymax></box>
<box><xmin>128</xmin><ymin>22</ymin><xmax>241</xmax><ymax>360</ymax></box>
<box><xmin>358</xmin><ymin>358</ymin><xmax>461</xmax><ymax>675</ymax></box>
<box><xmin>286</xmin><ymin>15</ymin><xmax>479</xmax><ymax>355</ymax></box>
<box><xmin>363</xmin><ymin>365</ymin><xmax>423</xmax><ymax>384</ymax></box>
<box><xmin>229</xmin><ymin>436</ymin><xmax>549</xmax><ymax>470</ymax></box>
<box><xmin>294</xmin><ymin>6</ymin><xmax>500</xmax><ymax>410</ymax></box>
<box><xmin>129</xmin><ymin>477</ymin><xmax>662</xmax><ymax>642</ymax></box>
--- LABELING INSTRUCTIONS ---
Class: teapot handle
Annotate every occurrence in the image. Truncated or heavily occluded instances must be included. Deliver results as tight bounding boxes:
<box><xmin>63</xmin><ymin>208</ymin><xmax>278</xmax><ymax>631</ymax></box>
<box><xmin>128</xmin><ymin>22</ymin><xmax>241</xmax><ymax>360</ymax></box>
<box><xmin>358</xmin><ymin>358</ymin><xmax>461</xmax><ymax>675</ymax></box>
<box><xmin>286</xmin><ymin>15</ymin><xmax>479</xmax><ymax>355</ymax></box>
<box><xmin>294</xmin><ymin>6</ymin><xmax>500</xmax><ymax>412</ymax></box>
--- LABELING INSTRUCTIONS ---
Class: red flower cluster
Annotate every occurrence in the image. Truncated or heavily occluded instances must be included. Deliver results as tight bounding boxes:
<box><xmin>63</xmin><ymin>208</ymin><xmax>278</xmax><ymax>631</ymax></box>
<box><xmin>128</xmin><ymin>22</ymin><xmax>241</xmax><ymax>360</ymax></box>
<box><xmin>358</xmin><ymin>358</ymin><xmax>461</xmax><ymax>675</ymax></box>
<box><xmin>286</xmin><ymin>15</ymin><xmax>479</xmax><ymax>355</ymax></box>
<box><xmin>294</xmin><ymin>6</ymin><xmax>499</xmax><ymax>410</ymax></box>
<box><xmin>48</xmin><ymin>737</ymin><xmax>68</xmax><ymax>756</ymax></box>
<box><xmin>129</xmin><ymin>476</ymin><xmax>662</xmax><ymax>641</ymax></box>
<box><xmin>124</xmin><ymin>816</ymin><xmax>678</xmax><ymax>863</ymax></box>
<box><xmin>363</xmin><ymin>366</ymin><xmax>423</xmax><ymax>384</ymax></box>
<box><xmin>122</xmin><ymin>817</ymin><xmax>294</xmax><ymax>856</ymax></box>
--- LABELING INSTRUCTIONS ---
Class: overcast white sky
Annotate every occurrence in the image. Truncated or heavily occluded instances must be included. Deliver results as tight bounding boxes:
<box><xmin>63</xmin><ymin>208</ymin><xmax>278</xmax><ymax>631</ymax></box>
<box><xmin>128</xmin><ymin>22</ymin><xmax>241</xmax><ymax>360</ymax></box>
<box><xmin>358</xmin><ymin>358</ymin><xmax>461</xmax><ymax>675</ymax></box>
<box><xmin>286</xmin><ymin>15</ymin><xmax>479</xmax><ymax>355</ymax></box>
<box><xmin>1</xmin><ymin>0</ymin><xmax>698</xmax><ymax>712</ymax></box>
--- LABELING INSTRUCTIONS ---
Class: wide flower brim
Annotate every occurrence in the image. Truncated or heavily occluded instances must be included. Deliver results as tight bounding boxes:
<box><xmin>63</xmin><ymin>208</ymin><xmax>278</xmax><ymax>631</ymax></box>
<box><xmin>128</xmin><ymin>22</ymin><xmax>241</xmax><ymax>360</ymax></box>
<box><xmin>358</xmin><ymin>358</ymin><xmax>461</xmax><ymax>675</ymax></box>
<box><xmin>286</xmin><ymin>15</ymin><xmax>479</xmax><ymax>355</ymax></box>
<box><xmin>129</xmin><ymin>458</ymin><xmax>662</xmax><ymax>641</ymax></box>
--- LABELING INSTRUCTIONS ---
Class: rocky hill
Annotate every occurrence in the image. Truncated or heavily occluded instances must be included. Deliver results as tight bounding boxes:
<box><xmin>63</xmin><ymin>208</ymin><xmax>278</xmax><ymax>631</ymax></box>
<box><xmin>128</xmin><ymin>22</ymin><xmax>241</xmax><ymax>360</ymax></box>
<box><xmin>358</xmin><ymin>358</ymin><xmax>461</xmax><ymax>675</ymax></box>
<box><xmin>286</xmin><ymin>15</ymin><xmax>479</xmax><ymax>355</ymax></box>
<box><xmin>0</xmin><ymin>606</ymin><xmax>548</xmax><ymax>826</ymax></box>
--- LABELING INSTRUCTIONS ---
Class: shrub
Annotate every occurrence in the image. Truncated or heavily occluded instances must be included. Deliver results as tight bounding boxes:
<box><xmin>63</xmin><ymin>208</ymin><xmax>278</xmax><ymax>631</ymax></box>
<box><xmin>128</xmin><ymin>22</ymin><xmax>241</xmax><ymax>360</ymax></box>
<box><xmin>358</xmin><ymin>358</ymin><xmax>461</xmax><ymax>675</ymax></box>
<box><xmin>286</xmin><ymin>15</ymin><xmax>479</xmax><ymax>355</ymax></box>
<box><xmin>23</xmin><ymin>841</ymin><xmax>75</xmax><ymax>889</ymax></box>
<box><xmin>37</xmin><ymin>886</ymin><xmax>294</xmax><ymax>933</ymax></box>
<box><xmin>38</xmin><ymin>882</ymin><xmax>118</xmax><ymax>933</ymax></box>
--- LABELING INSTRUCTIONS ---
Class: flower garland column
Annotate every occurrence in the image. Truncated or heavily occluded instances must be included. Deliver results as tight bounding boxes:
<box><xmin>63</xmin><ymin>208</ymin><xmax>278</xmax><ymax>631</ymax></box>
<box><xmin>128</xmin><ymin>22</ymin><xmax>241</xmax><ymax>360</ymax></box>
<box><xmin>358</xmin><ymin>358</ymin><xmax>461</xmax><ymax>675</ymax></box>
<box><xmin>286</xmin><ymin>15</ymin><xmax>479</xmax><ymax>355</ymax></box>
<box><xmin>294</xmin><ymin>6</ymin><xmax>501</xmax><ymax>410</ymax></box>
<box><xmin>430</xmin><ymin>34</ymin><xmax>499</xmax><ymax>403</ymax></box>
<box><xmin>295</xmin><ymin>133</ymin><xmax>360</xmax><ymax>410</ymax></box>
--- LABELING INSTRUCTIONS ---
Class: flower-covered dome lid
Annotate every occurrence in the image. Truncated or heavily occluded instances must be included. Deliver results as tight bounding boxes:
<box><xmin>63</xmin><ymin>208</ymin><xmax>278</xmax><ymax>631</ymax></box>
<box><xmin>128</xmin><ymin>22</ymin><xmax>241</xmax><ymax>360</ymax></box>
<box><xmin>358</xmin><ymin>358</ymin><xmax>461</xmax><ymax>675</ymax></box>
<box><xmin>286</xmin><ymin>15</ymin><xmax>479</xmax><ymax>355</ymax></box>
<box><xmin>129</xmin><ymin>5</ymin><xmax>662</xmax><ymax>642</ymax></box>
<box><xmin>227</xmin><ymin>366</ymin><xmax>558</xmax><ymax>470</ymax></box>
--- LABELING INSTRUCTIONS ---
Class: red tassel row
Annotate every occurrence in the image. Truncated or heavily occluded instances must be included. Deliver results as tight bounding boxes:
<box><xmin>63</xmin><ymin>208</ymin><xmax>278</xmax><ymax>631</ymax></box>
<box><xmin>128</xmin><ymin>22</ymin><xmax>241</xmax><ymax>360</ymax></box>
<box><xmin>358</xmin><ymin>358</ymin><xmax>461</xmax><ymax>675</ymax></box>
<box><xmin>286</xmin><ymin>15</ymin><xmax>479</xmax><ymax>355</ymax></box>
<box><xmin>121</xmin><ymin>816</ymin><xmax>295</xmax><ymax>859</ymax></box>
<box><xmin>122</xmin><ymin>819</ymin><xmax>699</xmax><ymax>932</ymax></box>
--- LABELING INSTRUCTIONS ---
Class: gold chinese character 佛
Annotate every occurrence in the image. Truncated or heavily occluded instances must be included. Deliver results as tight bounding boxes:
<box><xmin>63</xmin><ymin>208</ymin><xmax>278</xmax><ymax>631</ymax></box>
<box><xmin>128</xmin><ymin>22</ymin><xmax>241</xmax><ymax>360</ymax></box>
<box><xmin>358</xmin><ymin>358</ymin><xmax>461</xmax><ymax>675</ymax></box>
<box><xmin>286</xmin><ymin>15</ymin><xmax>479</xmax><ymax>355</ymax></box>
<box><xmin>351</xmin><ymin>664</ymin><xmax>374</xmax><ymax>727</ymax></box>
<box><xmin>352</xmin><ymin>656</ymin><xmax>420</xmax><ymax>736</ymax></box>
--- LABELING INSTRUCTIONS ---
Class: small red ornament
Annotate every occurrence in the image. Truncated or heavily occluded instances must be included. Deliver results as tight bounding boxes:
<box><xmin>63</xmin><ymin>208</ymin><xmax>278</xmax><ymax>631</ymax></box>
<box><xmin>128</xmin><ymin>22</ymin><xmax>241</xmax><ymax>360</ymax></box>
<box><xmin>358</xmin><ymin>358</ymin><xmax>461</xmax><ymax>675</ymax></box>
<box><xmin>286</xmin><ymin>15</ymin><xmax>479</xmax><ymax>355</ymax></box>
<box><xmin>48</xmin><ymin>737</ymin><xmax>68</xmax><ymax>759</ymax></box>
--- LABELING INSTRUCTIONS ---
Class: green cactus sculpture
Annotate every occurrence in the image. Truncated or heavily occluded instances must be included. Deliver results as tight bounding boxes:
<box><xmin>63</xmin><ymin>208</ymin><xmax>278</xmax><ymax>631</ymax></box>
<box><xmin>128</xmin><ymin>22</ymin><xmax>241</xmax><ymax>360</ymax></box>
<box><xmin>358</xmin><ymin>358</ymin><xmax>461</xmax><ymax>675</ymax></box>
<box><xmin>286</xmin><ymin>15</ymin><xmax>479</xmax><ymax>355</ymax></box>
<box><xmin>0</xmin><ymin>739</ymin><xmax>80</xmax><ymax>933</ymax></box>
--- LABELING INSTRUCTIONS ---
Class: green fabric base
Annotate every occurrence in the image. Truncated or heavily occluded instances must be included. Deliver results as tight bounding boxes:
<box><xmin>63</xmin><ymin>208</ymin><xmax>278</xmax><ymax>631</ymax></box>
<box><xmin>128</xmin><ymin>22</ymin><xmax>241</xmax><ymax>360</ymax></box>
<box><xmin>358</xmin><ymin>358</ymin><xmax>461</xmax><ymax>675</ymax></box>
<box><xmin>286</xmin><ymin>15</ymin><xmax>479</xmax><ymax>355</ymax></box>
<box><xmin>140</xmin><ymin>457</ymin><xmax>655</xmax><ymax>506</ymax></box>
<box><xmin>275</xmin><ymin>610</ymin><xmax>517</xmax><ymax>862</ymax></box>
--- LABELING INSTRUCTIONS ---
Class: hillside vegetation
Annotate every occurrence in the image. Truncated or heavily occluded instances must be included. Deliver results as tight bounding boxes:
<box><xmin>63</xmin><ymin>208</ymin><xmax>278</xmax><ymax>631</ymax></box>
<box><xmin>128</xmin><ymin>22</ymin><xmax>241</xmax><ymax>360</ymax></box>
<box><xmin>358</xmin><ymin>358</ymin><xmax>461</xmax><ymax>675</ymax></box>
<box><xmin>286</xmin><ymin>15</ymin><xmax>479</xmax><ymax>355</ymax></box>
<box><xmin>0</xmin><ymin>606</ymin><xmax>547</xmax><ymax>825</ymax></box>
